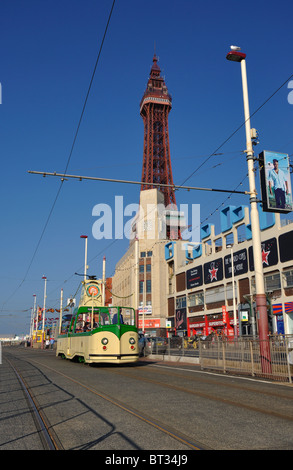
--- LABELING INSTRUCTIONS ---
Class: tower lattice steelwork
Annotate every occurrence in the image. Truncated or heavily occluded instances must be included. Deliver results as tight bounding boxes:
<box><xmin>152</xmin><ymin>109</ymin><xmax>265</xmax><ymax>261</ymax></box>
<box><xmin>140</xmin><ymin>54</ymin><xmax>176</xmax><ymax>208</ymax></box>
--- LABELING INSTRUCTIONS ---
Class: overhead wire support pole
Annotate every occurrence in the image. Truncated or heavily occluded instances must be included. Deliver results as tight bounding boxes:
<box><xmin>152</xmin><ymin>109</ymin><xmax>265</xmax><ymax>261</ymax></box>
<box><xmin>227</xmin><ymin>47</ymin><xmax>271</xmax><ymax>374</ymax></box>
<box><xmin>28</xmin><ymin>170</ymin><xmax>250</xmax><ymax>195</ymax></box>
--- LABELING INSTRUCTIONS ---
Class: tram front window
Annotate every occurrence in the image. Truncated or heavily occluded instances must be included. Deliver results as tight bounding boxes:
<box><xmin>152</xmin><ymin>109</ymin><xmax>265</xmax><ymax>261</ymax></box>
<box><xmin>111</xmin><ymin>308</ymin><xmax>124</xmax><ymax>324</ymax></box>
<box><xmin>120</xmin><ymin>308</ymin><xmax>135</xmax><ymax>326</ymax></box>
<box><xmin>100</xmin><ymin>312</ymin><xmax>110</xmax><ymax>325</ymax></box>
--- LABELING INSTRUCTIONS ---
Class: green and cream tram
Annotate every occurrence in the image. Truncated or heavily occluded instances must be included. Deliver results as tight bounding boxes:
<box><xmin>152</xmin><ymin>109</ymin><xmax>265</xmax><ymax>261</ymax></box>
<box><xmin>56</xmin><ymin>279</ymin><xmax>138</xmax><ymax>364</ymax></box>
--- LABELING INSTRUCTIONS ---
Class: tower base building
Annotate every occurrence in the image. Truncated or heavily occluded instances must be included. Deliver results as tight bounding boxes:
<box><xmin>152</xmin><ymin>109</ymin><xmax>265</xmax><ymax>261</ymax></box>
<box><xmin>112</xmin><ymin>188</ymin><xmax>185</xmax><ymax>335</ymax></box>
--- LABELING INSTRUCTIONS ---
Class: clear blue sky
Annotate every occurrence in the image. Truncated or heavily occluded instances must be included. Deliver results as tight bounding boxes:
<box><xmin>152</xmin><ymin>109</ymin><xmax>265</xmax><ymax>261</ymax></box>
<box><xmin>1</xmin><ymin>0</ymin><xmax>293</xmax><ymax>336</ymax></box>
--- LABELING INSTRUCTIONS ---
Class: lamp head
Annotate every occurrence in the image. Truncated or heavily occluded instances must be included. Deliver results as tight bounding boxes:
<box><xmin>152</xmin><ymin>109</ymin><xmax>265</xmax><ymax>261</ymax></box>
<box><xmin>226</xmin><ymin>51</ymin><xmax>246</xmax><ymax>62</ymax></box>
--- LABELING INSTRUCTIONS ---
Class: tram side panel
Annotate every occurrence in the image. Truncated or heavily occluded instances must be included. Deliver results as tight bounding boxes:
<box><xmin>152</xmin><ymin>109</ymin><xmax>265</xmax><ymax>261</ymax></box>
<box><xmin>69</xmin><ymin>334</ymin><xmax>86</xmax><ymax>360</ymax></box>
<box><xmin>56</xmin><ymin>334</ymin><xmax>69</xmax><ymax>358</ymax></box>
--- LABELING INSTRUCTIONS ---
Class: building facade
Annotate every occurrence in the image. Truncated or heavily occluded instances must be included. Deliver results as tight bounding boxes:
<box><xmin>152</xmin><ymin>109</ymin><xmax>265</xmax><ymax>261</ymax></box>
<box><xmin>112</xmin><ymin>188</ymin><xmax>184</xmax><ymax>335</ymax></box>
<box><xmin>166</xmin><ymin>204</ymin><xmax>293</xmax><ymax>337</ymax></box>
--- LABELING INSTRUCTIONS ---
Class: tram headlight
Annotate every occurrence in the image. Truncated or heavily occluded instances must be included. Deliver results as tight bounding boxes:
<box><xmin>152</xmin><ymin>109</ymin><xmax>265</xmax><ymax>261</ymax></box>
<box><xmin>101</xmin><ymin>338</ymin><xmax>108</xmax><ymax>345</ymax></box>
<box><xmin>129</xmin><ymin>337</ymin><xmax>136</xmax><ymax>345</ymax></box>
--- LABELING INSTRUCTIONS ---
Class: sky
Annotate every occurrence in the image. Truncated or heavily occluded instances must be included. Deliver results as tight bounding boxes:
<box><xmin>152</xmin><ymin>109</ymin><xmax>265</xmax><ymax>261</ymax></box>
<box><xmin>1</xmin><ymin>0</ymin><xmax>293</xmax><ymax>336</ymax></box>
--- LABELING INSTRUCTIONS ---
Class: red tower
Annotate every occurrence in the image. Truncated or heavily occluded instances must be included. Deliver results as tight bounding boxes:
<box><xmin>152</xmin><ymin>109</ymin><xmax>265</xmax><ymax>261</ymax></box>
<box><xmin>140</xmin><ymin>54</ymin><xmax>176</xmax><ymax>208</ymax></box>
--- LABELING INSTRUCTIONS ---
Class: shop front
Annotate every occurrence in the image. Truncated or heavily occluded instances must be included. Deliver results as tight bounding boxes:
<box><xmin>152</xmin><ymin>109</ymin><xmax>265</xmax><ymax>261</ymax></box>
<box><xmin>187</xmin><ymin>312</ymin><xmax>236</xmax><ymax>337</ymax></box>
<box><xmin>138</xmin><ymin>317</ymin><xmax>166</xmax><ymax>337</ymax></box>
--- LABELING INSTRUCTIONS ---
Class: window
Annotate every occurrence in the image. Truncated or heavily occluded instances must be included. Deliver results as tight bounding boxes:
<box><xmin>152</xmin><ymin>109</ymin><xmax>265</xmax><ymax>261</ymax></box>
<box><xmin>284</xmin><ymin>269</ymin><xmax>293</xmax><ymax>288</ymax></box>
<box><xmin>252</xmin><ymin>272</ymin><xmax>281</xmax><ymax>294</ymax></box>
<box><xmin>139</xmin><ymin>265</ymin><xmax>144</xmax><ymax>273</ymax></box>
<box><xmin>140</xmin><ymin>252</ymin><xmax>146</xmax><ymax>257</ymax></box>
<box><xmin>146</xmin><ymin>280</ymin><xmax>151</xmax><ymax>293</ymax></box>
<box><xmin>205</xmin><ymin>285</ymin><xmax>225</xmax><ymax>303</ymax></box>
<box><xmin>139</xmin><ymin>281</ymin><xmax>144</xmax><ymax>294</ymax></box>
<box><xmin>120</xmin><ymin>307</ymin><xmax>135</xmax><ymax>326</ymax></box>
<box><xmin>147</xmin><ymin>251</ymin><xmax>153</xmax><ymax>257</ymax></box>
<box><xmin>74</xmin><ymin>314</ymin><xmax>84</xmax><ymax>332</ymax></box>
<box><xmin>176</xmin><ymin>296</ymin><xmax>186</xmax><ymax>309</ymax></box>
<box><xmin>146</xmin><ymin>264</ymin><xmax>151</xmax><ymax>272</ymax></box>
<box><xmin>188</xmin><ymin>292</ymin><xmax>204</xmax><ymax>307</ymax></box>
<box><xmin>264</xmin><ymin>272</ymin><xmax>281</xmax><ymax>291</ymax></box>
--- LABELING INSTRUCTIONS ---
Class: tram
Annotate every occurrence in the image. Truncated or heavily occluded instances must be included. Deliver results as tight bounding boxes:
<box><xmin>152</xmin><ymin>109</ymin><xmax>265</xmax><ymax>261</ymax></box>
<box><xmin>56</xmin><ymin>278</ymin><xmax>139</xmax><ymax>364</ymax></box>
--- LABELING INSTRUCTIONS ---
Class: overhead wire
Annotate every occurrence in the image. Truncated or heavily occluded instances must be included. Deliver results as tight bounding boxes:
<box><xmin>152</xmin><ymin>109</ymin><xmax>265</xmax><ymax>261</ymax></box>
<box><xmin>25</xmin><ymin>0</ymin><xmax>116</xmax><ymax>281</ymax></box>
<box><xmin>91</xmin><ymin>70</ymin><xmax>293</xmax><ymax>283</ymax></box>
<box><xmin>22</xmin><ymin>69</ymin><xmax>293</xmax><ymax>313</ymax></box>
<box><xmin>4</xmin><ymin>52</ymin><xmax>293</xmax><ymax>317</ymax></box>
<box><xmin>179</xmin><ymin>71</ymin><xmax>293</xmax><ymax>188</ymax></box>
<box><xmin>1</xmin><ymin>0</ymin><xmax>116</xmax><ymax>311</ymax></box>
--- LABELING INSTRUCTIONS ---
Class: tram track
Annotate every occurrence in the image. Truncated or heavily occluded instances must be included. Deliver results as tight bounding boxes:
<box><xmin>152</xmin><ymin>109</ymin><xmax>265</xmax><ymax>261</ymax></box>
<box><xmin>4</xmin><ymin>349</ymin><xmax>293</xmax><ymax>450</ymax></box>
<box><xmin>4</xmin><ymin>357</ymin><xmax>63</xmax><ymax>450</ymax></box>
<box><xmin>3</xmin><ymin>352</ymin><xmax>207</xmax><ymax>450</ymax></box>
<box><xmin>107</xmin><ymin>363</ymin><xmax>293</xmax><ymax>422</ymax></box>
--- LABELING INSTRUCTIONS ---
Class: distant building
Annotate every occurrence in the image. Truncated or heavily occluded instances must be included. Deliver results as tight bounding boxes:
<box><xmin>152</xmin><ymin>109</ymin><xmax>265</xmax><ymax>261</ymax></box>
<box><xmin>0</xmin><ymin>334</ymin><xmax>18</xmax><ymax>342</ymax></box>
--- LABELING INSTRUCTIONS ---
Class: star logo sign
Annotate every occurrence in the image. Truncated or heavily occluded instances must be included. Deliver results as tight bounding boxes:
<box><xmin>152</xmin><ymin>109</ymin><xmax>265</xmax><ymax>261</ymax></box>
<box><xmin>262</xmin><ymin>247</ymin><xmax>270</xmax><ymax>265</ymax></box>
<box><xmin>209</xmin><ymin>265</ymin><xmax>218</xmax><ymax>281</ymax></box>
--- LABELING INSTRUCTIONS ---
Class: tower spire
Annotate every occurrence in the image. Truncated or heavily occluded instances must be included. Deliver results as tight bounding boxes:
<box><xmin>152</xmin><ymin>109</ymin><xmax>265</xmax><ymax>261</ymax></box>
<box><xmin>140</xmin><ymin>55</ymin><xmax>176</xmax><ymax>208</ymax></box>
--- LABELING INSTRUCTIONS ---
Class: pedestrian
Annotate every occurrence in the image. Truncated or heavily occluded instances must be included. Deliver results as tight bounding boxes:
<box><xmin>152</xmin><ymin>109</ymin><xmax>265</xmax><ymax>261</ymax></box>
<box><xmin>45</xmin><ymin>339</ymin><xmax>50</xmax><ymax>349</ymax></box>
<box><xmin>50</xmin><ymin>338</ymin><xmax>54</xmax><ymax>349</ymax></box>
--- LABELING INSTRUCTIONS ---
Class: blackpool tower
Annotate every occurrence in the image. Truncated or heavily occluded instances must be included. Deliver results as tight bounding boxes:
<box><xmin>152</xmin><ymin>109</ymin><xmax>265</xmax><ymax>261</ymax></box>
<box><xmin>140</xmin><ymin>54</ymin><xmax>176</xmax><ymax>209</ymax></box>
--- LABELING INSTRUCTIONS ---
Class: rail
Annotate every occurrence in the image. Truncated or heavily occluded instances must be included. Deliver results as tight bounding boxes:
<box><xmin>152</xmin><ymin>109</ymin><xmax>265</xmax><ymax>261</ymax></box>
<box><xmin>5</xmin><ymin>357</ymin><xmax>61</xmax><ymax>449</ymax></box>
<box><xmin>146</xmin><ymin>335</ymin><xmax>293</xmax><ymax>383</ymax></box>
<box><xmin>198</xmin><ymin>335</ymin><xmax>293</xmax><ymax>383</ymax></box>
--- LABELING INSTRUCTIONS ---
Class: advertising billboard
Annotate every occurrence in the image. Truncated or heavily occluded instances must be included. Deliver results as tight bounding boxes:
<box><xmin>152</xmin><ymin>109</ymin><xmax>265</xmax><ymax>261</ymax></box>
<box><xmin>204</xmin><ymin>258</ymin><xmax>223</xmax><ymax>284</ymax></box>
<box><xmin>224</xmin><ymin>248</ymin><xmax>248</xmax><ymax>278</ymax></box>
<box><xmin>186</xmin><ymin>265</ymin><xmax>203</xmax><ymax>289</ymax></box>
<box><xmin>259</xmin><ymin>151</ymin><xmax>293</xmax><ymax>213</ymax></box>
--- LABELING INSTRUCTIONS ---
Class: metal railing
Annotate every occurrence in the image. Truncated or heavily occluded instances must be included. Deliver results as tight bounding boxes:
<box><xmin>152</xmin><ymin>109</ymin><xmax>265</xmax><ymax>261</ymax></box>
<box><xmin>147</xmin><ymin>335</ymin><xmax>293</xmax><ymax>383</ymax></box>
<box><xmin>198</xmin><ymin>335</ymin><xmax>293</xmax><ymax>383</ymax></box>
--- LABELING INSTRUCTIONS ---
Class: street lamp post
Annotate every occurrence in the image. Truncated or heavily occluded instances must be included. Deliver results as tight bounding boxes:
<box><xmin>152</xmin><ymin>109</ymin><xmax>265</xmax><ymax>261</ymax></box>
<box><xmin>59</xmin><ymin>288</ymin><xmax>63</xmax><ymax>335</ymax></box>
<box><xmin>31</xmin><ymin>294</ymin><xmax>36</xmax><ymax>347</ymax></box>
<box><xmin>226</xmin><ymin>48</ymin><xmax>271</xmax><ymax>373</ymax></box>
<box><xmin>41</xmin><ymin>276</ymin><xmax>47</xmax><ymax>349</ymax></box>
<box><xmin>80</xmin><ymin>235</ymin><xmax>88</xmax><ymax>281</ymax></box>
